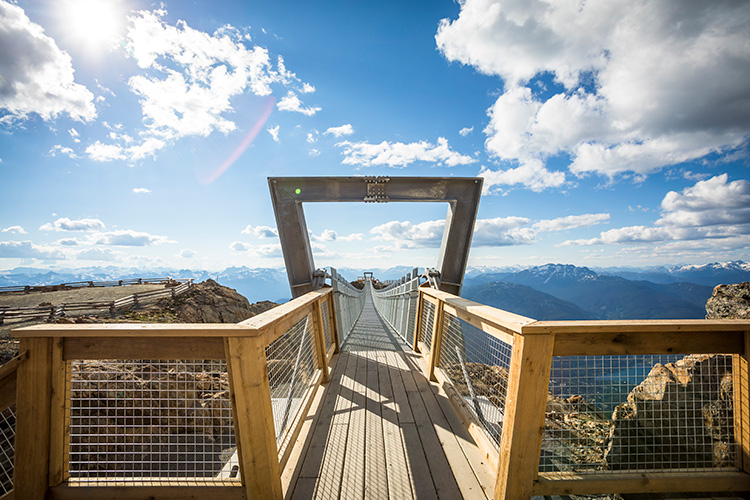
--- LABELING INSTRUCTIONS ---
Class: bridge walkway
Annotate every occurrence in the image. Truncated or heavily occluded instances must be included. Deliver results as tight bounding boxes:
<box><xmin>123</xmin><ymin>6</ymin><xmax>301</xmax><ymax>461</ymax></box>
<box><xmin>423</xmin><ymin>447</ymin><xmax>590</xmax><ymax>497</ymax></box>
<box><xmin>287</xmin><ymin>288</ymin><xmax>495</xmax><ymax>499</ymax></box>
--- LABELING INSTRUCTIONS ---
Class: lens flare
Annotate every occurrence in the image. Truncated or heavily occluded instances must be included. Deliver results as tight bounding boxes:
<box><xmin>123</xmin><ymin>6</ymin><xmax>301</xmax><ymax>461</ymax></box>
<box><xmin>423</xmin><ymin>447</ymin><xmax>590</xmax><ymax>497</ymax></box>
<box><xmin>198</xmin><ymin>96</ymin><xmax>276</xmax><ymax>185</ymax></box>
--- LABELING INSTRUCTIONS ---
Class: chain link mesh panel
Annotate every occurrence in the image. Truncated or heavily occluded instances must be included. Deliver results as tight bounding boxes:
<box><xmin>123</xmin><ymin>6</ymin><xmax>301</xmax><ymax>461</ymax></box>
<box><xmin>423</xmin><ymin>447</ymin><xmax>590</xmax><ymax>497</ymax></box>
<box><xmin>0</xmin><ymin>406</ymin><xmax>15</xmax><ymax>494</ymax></box>
<box><xmin>67</xmin><ymin>359</ymin><xmax>237</xmax><ymax>482</ymax></box>
<box><xmin>541</xmin><ymin>353</ymin><xmax>738</xmax><ymax>476</ymax></box>
<box><xmin>330</xmin><ymin>268</ymin><xmax>365</xmax><ymax>344</ymax></box>
<box><xmin>266</xmin><ymin>314</ymin><xmax>319</xmax><ymax>460</ymax></box>
<box><xmin>438</xmin><ymin>312</ymin><xmax>512</xmax><ymax>448</ymax></box>
<box><xmin>371</xmin><ymin>272</ymin><xmax>419</xmax><ymax>347</ymax></box>
<box><xmin>419</xmin><ymin>300</ymin><xmax>435</xmax><ymax>353</ymax></box>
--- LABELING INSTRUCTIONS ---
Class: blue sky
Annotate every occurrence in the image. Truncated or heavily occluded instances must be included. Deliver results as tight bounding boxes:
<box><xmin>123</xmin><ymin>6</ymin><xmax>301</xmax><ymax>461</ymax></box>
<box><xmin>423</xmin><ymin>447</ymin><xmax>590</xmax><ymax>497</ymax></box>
<box><xmin>1</xmin><ymin>0</ymin><xmax>749</xmax><ymax>272</ymax></box>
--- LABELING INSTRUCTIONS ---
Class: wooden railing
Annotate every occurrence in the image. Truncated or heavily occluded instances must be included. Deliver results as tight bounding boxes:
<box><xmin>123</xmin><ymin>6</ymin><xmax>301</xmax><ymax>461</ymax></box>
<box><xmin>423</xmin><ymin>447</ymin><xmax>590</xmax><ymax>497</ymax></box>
<box><xmin>0</xmin><ymin>280</ymin><xmax>192</xmax><ymax>324</ymax></box>
<box><xmin>9</xmin><ymin>287</ymin><xmax>338</xmax><ymax>500</ymax></box>
<box><xmin>414</xmin><ymin>286</ymin><xmax>750</xmax><ymax>499</ymax></box>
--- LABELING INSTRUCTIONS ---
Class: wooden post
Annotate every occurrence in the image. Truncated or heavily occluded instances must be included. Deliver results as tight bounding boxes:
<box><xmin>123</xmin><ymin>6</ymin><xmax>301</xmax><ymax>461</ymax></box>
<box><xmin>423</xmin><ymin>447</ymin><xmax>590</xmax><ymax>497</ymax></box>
<box><xmin>327</xmin><ymin>296</ymin><xmax>340</xmax><ymax>354</ymax></box>
<box><xmin>425</xmin><ymin>300</ymin><xmax>445</xmax><ymax>381</ymax></box>
<box><xmin>413</xmin><ymin>291</ymin><xmax>424</xmax><ymax>353</ymax></box>
<box><xmin>225</xmin><ymin>335</ymin><xmax>283</xmax><ymax>500</ymax></box>
<box><xmin>313</xmin><ymin>302</ymin><xmax>330</xmax><ymax>383</ymax></box>
<box><xmin>14</xmin><ymin>337</ymin><xmax>54</xmax><ymax>500</ymax></box>
<box><xmin>494</xmin><ymin>331</ymin><xmax>555</xmax><ymax>500</ymax></box>
<box><xmin>733</xmin><ymin>331</ymin><xmax>750</xmax><ymax>472</ymax></box>
<box><xmin>49</xmin><ymin>338</ymin><xmax>70</xmax><ymax>486</ymax></box>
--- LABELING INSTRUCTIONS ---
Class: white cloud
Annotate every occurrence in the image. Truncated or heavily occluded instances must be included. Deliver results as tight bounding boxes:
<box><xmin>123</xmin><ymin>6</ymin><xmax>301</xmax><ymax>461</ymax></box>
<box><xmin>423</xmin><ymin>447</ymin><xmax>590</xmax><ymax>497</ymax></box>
<box><xmin>562</xmin><ymin>175</ymin><xmax>750</xmax><ymax>246</ymax></box>
<box><xmin>1</xmin><ymin>225</ymin><xmax>27</xmax><ymax>234</ymax></box>
<box><xmin>57</xmin><ymin>238</ymin><xmax>79</xmax><ymax>246</ymax></box>
<box><xmin>277</xmin><ymin>91</ymin><xmax>321</xmax><ymax>116</ymax></box>
<box><xmin>132</xmin><ymin>188</ymin><xmax>151</xmax><ymax>194</ymax></box>
<box><xmin>436</xmin><ymin>0</ymin><xmax>750</xmax><ymax>182</ymax></box>
<box><xmin>86</xmin><ymin>138</ymin><xmax>165</xmax><ymax>162</ymax></box>
<box><xmin>0</xmin><ymin>241</ymin><xmax>65</xmax><ymax>260</ymax></box>
<box><xmin>76</xmin><ymin>248</ymin><xmax>119</xmax><ymax>261</ymax></box>
<box><xmin>268</xmin><ymin>125</ymin><xmax>280</xmax><ymax>142</ymax></box>
<box><xmin>128</xmin><ymin>137</ymin><xmax>166</xmax><ymax>160</ymax></box>
<box><xmin>241</xmin><ymin>225</ymin><xmax>278</xmax><ymax>238</ymax></box>
<box><xmin>86</xmin><ymin>141</ymin><xmax>126</xmax><ymax>162</ymax></box>
<box><xmin>306</xmin><ymin>132</ymin><xmax>317</xmax><ymax>143</ymax></box>
<box><xmin>337</xmin><ymin>137</ymin><xmax>477</xmax><ymax>168</ymax></box>
<box><xmin>49</xmin><ymin>145</ymin><xmax>79</xmax><ymax>159</ymax></box>
<box><xmin>324</xmin><ymin>124</ymin><xmax>354</xmax><ymax>137</ymax></box>
<box><xmin>0</xmin><ymin>2</ymin><xmax>96</xmax><ymax>124</ymax></box>
<box><xmin>310</xmin><ymin>229</ymin><xmax>338</xmax><ymax>242</ymax></box>
<box><xmin>308</xmin><ymin>148</ymin><xmax>321</xmax><ymax>157</ymax></box>
<box><xmin>532</xmin><ymin>213</ymin><xmax>610</xmax><ymax>232</ymax></box>
<box><xmin>301</xmin><ymin>82</ymin><xmax>316</xmax><ymax>94</ymax></box>
<box><xmin>91</xmin><ymin>230</ymin><xmax>173</xmax><ymax>246</ymax></box>
<box><xmin>229</xmin><ymin>241</ymin><xmax>282</xmax><ymax>257</ymax></box>
<box><xmin>40</xmin><ymin>217</ymin><xmax>105</xmax><ymax>232</ymax></box>
<box><xmin>472</xmin><ymin>217</ymin><xmax>535</xmax><ymax>246</ymax></box>
<box><xmin>479</xmin><ymin>161</ymin><xmax>565</xmax><ymax>194</ymax></box>
<box><xmin>338</xmin><ymin>233</ymin><xmax>364</xmax><ymax>242</ymax></box>
<box><xmin>68</xmin><ymin>128</ymin><xmax>80</xmax><ymax>142</ymax></box>
<box><xmin>178</xmin><ymin>249</ymin><xmax>197</xmax><ymax>258</ymax></box>
<box><xmin>370</xmin><ymin>220</ymin><xmax>446</xmax><ymax>248</ymax></box>
<box><xmin>459</xmin><ymin>126</ymin><xmax>473</xmax><ymax>136</ymax></box>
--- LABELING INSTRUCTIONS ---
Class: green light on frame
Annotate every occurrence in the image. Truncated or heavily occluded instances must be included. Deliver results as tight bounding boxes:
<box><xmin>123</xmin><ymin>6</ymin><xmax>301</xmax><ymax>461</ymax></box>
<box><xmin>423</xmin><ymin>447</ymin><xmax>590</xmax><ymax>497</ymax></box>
<box><xmin>295</xmin><ymin>188</ymin><xmax>301</xmax><ymax>194</ymax></box>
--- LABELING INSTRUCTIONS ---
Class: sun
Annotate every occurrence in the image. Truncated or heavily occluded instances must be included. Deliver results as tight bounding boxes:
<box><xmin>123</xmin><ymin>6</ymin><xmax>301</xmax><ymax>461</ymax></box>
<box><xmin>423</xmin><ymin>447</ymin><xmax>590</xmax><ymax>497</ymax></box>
<box><xmin>61</xmin><ymin>0</ymin><xmax>125</xmax><ymax>49</ymax></box>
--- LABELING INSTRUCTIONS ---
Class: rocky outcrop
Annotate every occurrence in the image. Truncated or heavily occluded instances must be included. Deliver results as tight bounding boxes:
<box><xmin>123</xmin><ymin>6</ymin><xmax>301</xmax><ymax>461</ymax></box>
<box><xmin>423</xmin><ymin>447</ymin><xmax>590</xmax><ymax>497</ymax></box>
<box><xmin>139</xmin><ymin>279</ymin><xmax>277</xmax><ymax>323</ymax></box>
<box><xmin>706</xmin><ymin>282</ymin><xmax>750</xmax><ymax>319</ymax></box>
<box><xmin>604</xmin><ymin>354</ymin><xmax>734</xmax><ymax>470</ymax></box>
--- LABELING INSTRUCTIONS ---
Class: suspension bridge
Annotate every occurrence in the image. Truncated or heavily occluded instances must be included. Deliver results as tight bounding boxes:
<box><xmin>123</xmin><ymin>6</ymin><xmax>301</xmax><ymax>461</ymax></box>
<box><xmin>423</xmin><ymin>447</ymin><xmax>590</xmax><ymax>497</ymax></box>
<box><xmin>4</xmin><ymin>177</ymin><xmax>750</xmax><ymax>499</ymax></box>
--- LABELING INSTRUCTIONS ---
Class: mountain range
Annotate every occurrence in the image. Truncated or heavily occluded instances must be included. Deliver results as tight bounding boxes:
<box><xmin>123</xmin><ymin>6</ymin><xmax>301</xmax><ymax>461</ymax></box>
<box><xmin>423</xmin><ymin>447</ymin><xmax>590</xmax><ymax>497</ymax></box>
<box><xmin>2</xmin><ymin>261</ymin><xmax>748</xmax><ymax>319</ymax></box>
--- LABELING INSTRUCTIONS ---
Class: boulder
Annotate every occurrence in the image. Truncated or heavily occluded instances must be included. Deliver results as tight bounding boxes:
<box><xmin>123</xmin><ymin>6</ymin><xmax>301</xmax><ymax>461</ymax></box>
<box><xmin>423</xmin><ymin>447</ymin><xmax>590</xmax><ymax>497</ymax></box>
<box><xmin>706</xmin><ymin>282</ymin><xmax>750</xmax><ymax>319</ymax></box>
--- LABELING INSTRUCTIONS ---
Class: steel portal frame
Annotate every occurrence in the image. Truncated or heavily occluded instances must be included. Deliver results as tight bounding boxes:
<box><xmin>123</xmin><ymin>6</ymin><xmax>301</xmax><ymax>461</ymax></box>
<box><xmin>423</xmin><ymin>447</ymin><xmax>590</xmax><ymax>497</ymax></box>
<box><xmin>268</xmin><ymin>176</ymin><xmax>483</xmax><ymax>298</ymax></box>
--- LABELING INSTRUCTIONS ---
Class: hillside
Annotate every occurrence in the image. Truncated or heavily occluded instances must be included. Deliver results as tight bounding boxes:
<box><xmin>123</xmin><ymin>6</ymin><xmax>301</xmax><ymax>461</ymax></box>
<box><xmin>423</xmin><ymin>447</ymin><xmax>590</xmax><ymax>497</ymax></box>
<box><xmin>462</xmin><ymin>281</ymin><xmax>595</xmax><ymax>320</ymax></box>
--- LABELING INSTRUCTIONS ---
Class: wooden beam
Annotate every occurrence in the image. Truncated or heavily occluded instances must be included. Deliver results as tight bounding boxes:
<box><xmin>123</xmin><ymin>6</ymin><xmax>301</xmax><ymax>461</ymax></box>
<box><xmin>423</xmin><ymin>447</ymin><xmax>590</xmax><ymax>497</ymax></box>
<box><xmin>63</xmin><ymin>337</ymin><xmax>226</xmax><ymax>360</ymax></box>
<box><xmin>552</xmin><ymin>330</ymin><xmax>745</xmax><ymax>356</ymax></box>
<box><xmin>526</xmin><ymin>318</ymin><xmax>750</xmax><ymax>334</ymax></box>
<box><xmin>225</xmin><ymin>336</ymin><xmax>283</xmax><ymax>500</ymax></box>
<box><xmin>412</xmin><ymin>290</ymin><xmax>424</xmax><ymax>353</ymax></box>
<box><xmin>532</xmin><ymin>471</ymin><xmax>750</xmax><ymax>495</ymax></box>
<box><xmin>48</xmin><ymin>484</ymin><xmax>246</xmax><ymax>499</ymax></box>
<box><xmin>326</xmin><ymin>295</ymin><xmax>341</xmax><ymax>354</ymax></box>
<box><xmin>13</xmin><ymin>323</ymin><xmax>254</xmax><ymax>338</ymax></box>
<box><xmin>442</xmin><ymin>303</ymin><xmax>515</xmax><ymax>346</ymax></box>
<box><xmin>14</xmin><ymin>337</ymin><xmax>54</xmax><ymax>500</ymax></box>
<box><xmin>494</xmin><ymin>332</ymin><xmax>554</xmax><ymax>500</ymax></box>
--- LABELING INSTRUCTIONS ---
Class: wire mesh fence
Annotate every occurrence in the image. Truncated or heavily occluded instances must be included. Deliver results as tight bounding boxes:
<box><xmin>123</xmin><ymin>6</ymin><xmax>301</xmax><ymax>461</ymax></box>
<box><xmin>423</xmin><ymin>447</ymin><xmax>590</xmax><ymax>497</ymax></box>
<box><xmin>419</xmin><ymin>300</ymin><xmax>435</xmax><ymax>353</ymax></box>
<box><xmin>0</xmin><ymin>406</ymin><xmax>15</xmax><ymax>495</ymax></box>
<box><xmin>266</xmin><ymin>314</ymin><xmax>319</xmax><ymax>460</ymax></box>
<box><xmin>541</xmin><ymin>353</ymin><xmax>738</xmax><ymax>476</ymax></box>
<box><xmin>67</xmin><ymin>359</ymin><xmax>237</xmax><ymax>483</ymax></box>
<box><xmin>437</xmin><ymin>312</ymin><xmax>512</xmax><ymax>448</ymax></box>
<box><xmin>370</xmin><ymin>269</ymin><xmax>419</xmax><ymax>347</ymax></box>
<box><xmin>320</xmin><ymin>298</ymin><xmax>333</xmax><ymax>352</ymax></box>
<box><xmin>330</xmin><ymin>268</ymin><xmax>365</xmax><ymax>344</ymax></box>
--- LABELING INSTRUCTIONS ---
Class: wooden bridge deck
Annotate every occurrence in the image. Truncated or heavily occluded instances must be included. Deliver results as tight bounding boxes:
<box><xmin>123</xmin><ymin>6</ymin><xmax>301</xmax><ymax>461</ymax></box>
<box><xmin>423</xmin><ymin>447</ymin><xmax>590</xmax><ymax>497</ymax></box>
<box><xmin>286</xmin><ymin>294</ymin><xmax>495</xmax><ymax>499</ymax></box>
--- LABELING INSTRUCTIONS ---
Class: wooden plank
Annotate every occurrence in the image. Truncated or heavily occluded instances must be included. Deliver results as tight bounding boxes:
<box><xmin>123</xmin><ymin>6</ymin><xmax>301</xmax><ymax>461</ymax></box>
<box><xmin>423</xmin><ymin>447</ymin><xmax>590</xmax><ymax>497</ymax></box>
<box><xmin>551</xmin><ymin>330</ymin><xmax>745</xmax><ymax>356</ymax></box>
<box><xmin>386</xmin><ymin>351</ymin><xmax>414</xmax><ymax>424</ymax></box>
<box><xmin>326</xmin><ymin>297</ymin><xmax>340</xmax><ymax>355</ymax></box>
<box><xmin>420</xmin><ymin>288</ymin><xmax>535</xmax><ymax>336</ymax></box>
<box><xmin>735</xmin><ymin>331</ymin><xmax>750</xmax><ymax>473</ymax></box>
<box><xmin>224</xmin><ymin>336</ymin><xmax>283</xmax><ymax>500</ymax></box>
<box><xmin>290</xmin><ymin>477</ymin><xmax>317</xmax><ymax>500</ymax></box>
<box><xmin>413</xmin><ymin>293</ymin><xmax>424</xmax><ymax>352</ymax></box>
<box><xmin>13</xmin><ymin>323</ymin><xmax>255</xmax><ymax>338</ymax></box>
<box><xmin>412</xmin><ymin>358</ymin><xmax>488</xmax><ymax>500</ymax></box>
<box><xmin>494</xmin><ymin>332</ymin><xmax>555</xmax><ymax>500</ymax></box>
<box><xmin>48</xmin><ymin>338</ymin><xmax>69</xmax><ymax>486</ymax></box>
<box><xmin>532</xmin><ymin>471</ymin><xmax>750</xmax><ymax>495</ymax></box>
<box><xmin>278</xmin><ymin>371</ymin><xmax>322</xmax><ymax>471</ymax></box>
<box><xmin>442</xmin><ymin>303</ymin><xmax>515</xmax><ymax>346</ymax></box>
<box><xmin>526</xmin><ymin>319</ymin><xmax>750</xmax><ymax>334</ymax></box>
<box><xmin>14</xmin><ymin>337</ymin><xmax>53</xmax><ymax>500</ymax></box>
<box><xmin>282</xmin><ymin>355</ymin><xmax>341</xmax><ymax>498</ymax></box>
<box><xmin>48</xmin><ymin>484</ymin><xmax>246</xmax><ymax>499</ymax></box>
<box><xmin>400</xmin><ymin>422</ymin><xmax>438</xmax><ymax>500</ymax></box>
<box><xmin>378</xmin><ymin>351</ymin><xmax>413</xmax><ymax>500</ymax></box>
<box><xmin>0</xmin><ymin>371</ymin><xmax>16</xmax><ymax>412</ymax></box>
<box><xmin>340</xmin><ymin>351</ymin><xmax>367</xmax><ymax>500</ymax></box>
<box><xmin>364</xmin><ymin>351</ymin><xmax>388</xmax><ymax>500</ymax></box>
<box><xmin>63</xmin><ymin>337</ymin><xmax>226</xmax><ymax>360</ymax></box>
<box><xmin>401</xmin><ymin>368</ymin><xmax>462</xmax><ymax>500</ymax></box>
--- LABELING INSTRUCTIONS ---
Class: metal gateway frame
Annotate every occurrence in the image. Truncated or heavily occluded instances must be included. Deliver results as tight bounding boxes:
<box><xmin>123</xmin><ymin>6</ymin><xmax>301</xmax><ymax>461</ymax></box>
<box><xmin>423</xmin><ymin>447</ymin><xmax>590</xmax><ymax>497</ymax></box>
<box><xmin>268</xmin><ymin>176</ymin><xmax>483</xmax><ymax>298</ymax></box>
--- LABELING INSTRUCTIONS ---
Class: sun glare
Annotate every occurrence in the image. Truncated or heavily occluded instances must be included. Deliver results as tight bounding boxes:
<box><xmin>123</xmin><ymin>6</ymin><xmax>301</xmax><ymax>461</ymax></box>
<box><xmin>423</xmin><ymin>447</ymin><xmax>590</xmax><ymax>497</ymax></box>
<box><xmin>62</xmin><ymin>0</ymin><xmax>125</xmax><ymax>49</ymax></box>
